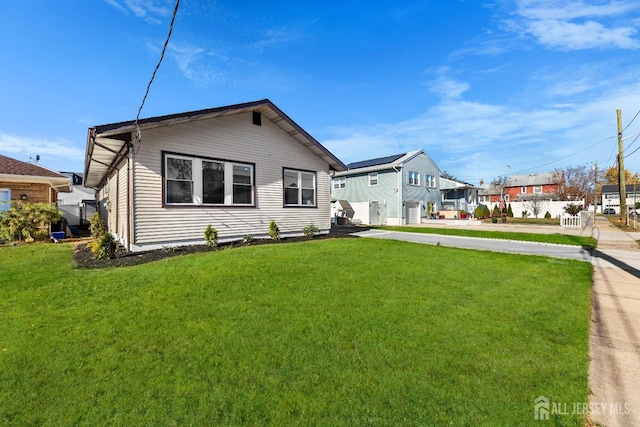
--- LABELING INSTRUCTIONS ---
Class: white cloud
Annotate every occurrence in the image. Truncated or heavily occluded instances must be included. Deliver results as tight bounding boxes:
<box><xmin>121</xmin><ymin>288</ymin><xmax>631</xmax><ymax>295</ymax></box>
<box><xmin>427</xmin><ymin>76</ymin><xmax>470</xmax><ymax>99</ymax></box>
<box><xmin>0</xmin><ymin>134</ymin><xmax>85</xmax><ymax>171</ymax></box>
<box><xmin>508</xmin><ymin>0</ymin><xmax>640</xmax><ymax>50</ymax></box>
<box><xmin>250</xmin><ymin>26</ymin><xmax>304</xmax><ymax>51</ymax></box>
<box><xmin>320</xmin><ymin>80</ymin><xmax>640</xmax><ymax>183</ymax></box>
<box><xmin>105</xmin><ymin>0</ymin><xmax>172</xmax><ymax>24</ymax></box>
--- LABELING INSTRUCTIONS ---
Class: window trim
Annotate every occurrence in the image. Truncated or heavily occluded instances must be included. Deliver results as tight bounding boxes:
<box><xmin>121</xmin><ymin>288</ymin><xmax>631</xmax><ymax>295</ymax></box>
<box><xmin>333</xmin><ymin>177</ymin><xmax>346</xmax><ymax>190</ymax></box>
<box><xmin>533</xmin><ymin>185</ymin><xmax>542</xmax><ymax>194</ymax></box>
<box><xmin>368</xmin><ymin>172</ymin><xmax>378</xmax><ymax>187</ymax></box>
<box><xmin>0</xmin><ymin>188</ymin><xmax>10</xmax><ymax>212</ymax></box>
<box><xmin>408</xmin><ymin>171</ymin><xmax>420</xmax><ymax>186</ymax></box>
<box><xmin>162</xmin><ymin>151</ymin><xmax>255</xmax><ymax>208</ymax></box>
<box><xmin>521</xmin><ymin>186</ymin><xmax>526</xmax><ymax>193</ymax></box>
<box><xmin>283</xmin><ymin>168</ymin><xmax>317</xmax><ymax>208</ymax></box>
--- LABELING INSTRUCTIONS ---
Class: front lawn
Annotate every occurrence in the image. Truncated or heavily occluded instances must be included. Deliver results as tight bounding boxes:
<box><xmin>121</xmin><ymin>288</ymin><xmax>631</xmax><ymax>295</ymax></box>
<box><xmin>0</xmin><ymin>239</ymin><xmax>591</xmax><ymax>425</ymax></box>
<box><xmin>375</xmin><ymin>225</ymin><xmax>597</xmax><ymax>248</ymax></box>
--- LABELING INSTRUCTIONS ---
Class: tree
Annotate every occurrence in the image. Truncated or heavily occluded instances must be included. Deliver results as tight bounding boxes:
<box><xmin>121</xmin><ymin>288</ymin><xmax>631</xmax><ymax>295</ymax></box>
<box><xmin>0</xmin><ymin>201</ymin><xmax>62</xmax><ymax>241</ymax></box>
<box><xmin>553</xmin><ymin>165</ymin><xmax>594</xmax><ymax>204</ymax></box>
<box><xmin>525</xmin><ymin>194</ymin><xmax>547</xmax><ymax>219</ymax></box>
<box><xmin>441</xmin><ymin>170</ymin><xmax>457</xmax><ymax>180</ymax></box>
<box><xmin>601</xmin><ymin>166</ymin><xmax>640</xmax><ymax>186</ymax></box>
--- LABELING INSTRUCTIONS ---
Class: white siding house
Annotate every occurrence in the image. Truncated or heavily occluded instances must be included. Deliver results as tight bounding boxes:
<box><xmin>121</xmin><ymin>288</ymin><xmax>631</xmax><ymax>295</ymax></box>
<box><xmin>84</xmin><ymin>99</ymin><xmax>346</xmax><ymax>252</ymax></box>
<box><xmin>331</xmin><ymin>150</ymin><xmax>441</xmax><ymax>225</ymax></box>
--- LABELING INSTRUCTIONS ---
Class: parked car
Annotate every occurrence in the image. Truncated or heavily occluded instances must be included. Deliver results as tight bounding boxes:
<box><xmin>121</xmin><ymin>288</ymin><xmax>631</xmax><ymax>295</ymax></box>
<box><xmin>603</xmin><ymin>208</ymin><xmax>616</xmax><ymax>215</ymax></box>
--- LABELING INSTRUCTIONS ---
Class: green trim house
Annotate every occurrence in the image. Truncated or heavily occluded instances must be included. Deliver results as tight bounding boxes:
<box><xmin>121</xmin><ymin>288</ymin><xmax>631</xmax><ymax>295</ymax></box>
<box><xmin>331</xmin><ymin>150</ymin><xmax>441</xmax><ymax>225</ymax></box>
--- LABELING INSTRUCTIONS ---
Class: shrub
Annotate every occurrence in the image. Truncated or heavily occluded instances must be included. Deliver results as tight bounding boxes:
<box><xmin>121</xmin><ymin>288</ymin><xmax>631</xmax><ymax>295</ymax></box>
<box><xmin>0</xmin><ymin>201</ymin><xmax>62</xmax><ymax>242</ymax></box>
<box><xmin>89</xmin><ymin>212</ymin><xmax>106</xmax><ymax>241</ymax></box>
<box><xmin>563</xmin><ymin>203</ymin><xmax>583</xmax><ymax>216</ymax></box>
<box><xmin>204</xmin><ymin>224</ymin><xmax>218</xmax><ymax>247</ymax></box>
<box><xmin>269</xmin><ymin>220</ymin><xmax>280</xmax><ymax>240</ymax></box>
<box><xmin>91</xmin><ymin>232</ymin><xmax>116</xmax><ymax>260</ymax></box>
<box><xmin>483</xmin><ymin>205</ymin><xmax>491</xmax><ymax>219</ymax></box>
<box><xmin>544</xmin><ymin>211</ymin><xmax>551</xmax><ymax>219</ymax></box>
<box><xmin>521</xmin><ymin>210</ymin><xmax>530</xmax><ymax>218</ymax></box>
<box><xmin>303</xmin><ymin>223</ymin><xmax>319</xmax><ymax>238</ymax></box>
<box><xmin>474</xmin><ymin>206</ymin><xmax>484</xmax><ymax>219</ymax></box>
<box><xmin>507</xmin><ymin>203</ymin><xmax>514</xmax><ymax>218</ymax></box>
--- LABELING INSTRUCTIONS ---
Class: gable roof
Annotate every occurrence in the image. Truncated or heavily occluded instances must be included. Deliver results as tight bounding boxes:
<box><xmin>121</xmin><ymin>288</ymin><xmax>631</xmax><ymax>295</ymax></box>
<box><xmin>84</xmin><ymin>99</ymin><xmax>347</xmax><ymax>188</ymax></box>
<box><xmin>505</xmin><ymin>172</ymin><xmax>558</xmax><ymax>187</ymax></box>
<box><xmin>0</xmin><ymin>154</ymin><xmax>71</xmax><ymax>192</ymax></box>
<box><xmin>439</xmin><ymin>177</ymin><xmax>481</xmax><ymax>191</ymax></box>
<box><xmin>335</xmin><ymin>149</ymin><xmax>437</xmax><ymax>176</ymax></box>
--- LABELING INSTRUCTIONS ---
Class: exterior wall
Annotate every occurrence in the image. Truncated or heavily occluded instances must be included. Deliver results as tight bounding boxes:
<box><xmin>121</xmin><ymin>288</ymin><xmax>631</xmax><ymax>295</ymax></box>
<box><xmin>0</xmin><ymin>181</ymin><xmax>55</xmax><ymax>204</ymax></box>
<box><xmin>58</xmin><ymin>185</ymin><xmax>96</xmax><ymax>226</ymax></box>
<box><xmin>504</xmin><ymin>184</ymin><xmax>558</xmax><ymax>201</ymax></box>
<box><xmin>401</xmin><ymin>154</ymin><xmax>441</xmax><ymax>221</ymax></box>
<box><xmin>116</xmin><ymin>112</ymin><xmax>332</xmax><ymax>251</ymax></box>
<box><xmin>332</xmin><ymin>169</ymin><xmax>398</xmax><ymax>224</ymax></box>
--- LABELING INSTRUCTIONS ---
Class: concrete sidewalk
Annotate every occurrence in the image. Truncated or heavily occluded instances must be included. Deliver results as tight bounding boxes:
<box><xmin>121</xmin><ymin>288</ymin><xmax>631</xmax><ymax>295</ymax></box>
<box><xmin>589</xmin><ymin>217</ymin><xmax>640</xmax><ymax>427</ymax></box>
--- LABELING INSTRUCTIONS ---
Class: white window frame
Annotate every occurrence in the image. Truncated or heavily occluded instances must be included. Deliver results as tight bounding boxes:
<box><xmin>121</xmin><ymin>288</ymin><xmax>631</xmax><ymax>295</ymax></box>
<box><xmin>369</xmin><ymin>172</ymin><xmax>378</xmax><ymax>186</ymax></box>
<box><xmin>333</xmin><ymin>177</ymin><xmax>346</xmax><ymax>190</ymax></box>
<box><xmin>408</xmin><ymin>171</ymin><xmax>420</xmax><ymax>186</ymax></box>
<box><xmin>284</xmin><ymin>169</ymin><xmax>317</xmax><ymax>207</ymax></box>
<box><xmin>534</xmin><ymin>185</ymin><xmax>542</xmax><ymax>194</ymax></box>
<box><xmin>164</xmin><ymin>153</ymin><xmax>254</xmax><ymax>207</ymax></box>
<box><xmin>521</xmin><ymin>186</ymin><xmax>526</xmax><ymax>193</ymax></box>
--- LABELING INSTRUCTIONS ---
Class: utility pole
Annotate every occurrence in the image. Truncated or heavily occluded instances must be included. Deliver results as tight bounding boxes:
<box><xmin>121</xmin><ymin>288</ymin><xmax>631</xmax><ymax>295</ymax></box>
<box><xmin>617</xmin><ymin>109</ymin><xmax>627</xmax><ymax>225</ymax></box>
<box><xmin>593</xmin><ymin>159</ymin><xmax>598</xmax><ymax>232</ymax></box>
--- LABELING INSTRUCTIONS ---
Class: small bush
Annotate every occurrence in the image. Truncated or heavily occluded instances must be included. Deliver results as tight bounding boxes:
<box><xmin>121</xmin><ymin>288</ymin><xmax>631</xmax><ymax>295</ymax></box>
<box><xmin>269</xmin><ymin>220</ymin><xmax>280</xmax><ymax>240</ymax></box>
<box><xmin>303</xmin><ymin>223</ymin><xmax>319</xmax><ymax>238</ymax></box>
<box><xmin>544</xmin><ymin>211</ymin><xmax>551</xmax><ymax>219</ymax></box>
<box><xmin>474</xmin><ymin>206</ymin><xmax>484</xmax><ymax>219</ymax></box>
<box><xmin>204</xmin><ymin>224</ymin><xmax>218</xmax><ymax>247</ymax></box>
<box><xmin>89</xmin><ymin>212</ymin><xmax>106</xmax><ymax>241</ymax></box>
<box><xmin>91</xmin><ymin>232</ymin><xmax>116</xmax><ymax>260</ymax></box>
<box><xmin>0</xmin><ymin>201</ymin><xmax>62</xmax><ymax>242</ymax></box>
<box><xmin>521</xmin><ymin>210</ymin><xmax>529</xmax><ymax>218</ymax></box>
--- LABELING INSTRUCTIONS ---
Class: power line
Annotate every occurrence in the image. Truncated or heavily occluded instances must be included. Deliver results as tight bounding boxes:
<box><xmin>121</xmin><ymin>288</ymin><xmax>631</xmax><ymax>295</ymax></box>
<box><xmin>622</xmin><ymin>109</ymin><xmax>640</xmax><ymax>133</ymax></box>
<box><xmin>133</xmin><ymin>0</ymin><xmax>180</xmax><ymax>145</ymax></box>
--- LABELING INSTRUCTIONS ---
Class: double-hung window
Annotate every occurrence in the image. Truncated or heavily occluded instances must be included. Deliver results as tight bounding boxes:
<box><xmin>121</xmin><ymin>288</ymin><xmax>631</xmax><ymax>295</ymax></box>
<box><xmin>284</xmin><ymin>169</ymin><xmax>316</xmax><ymax>207</ymax></box>
<box><xmin>0</xmin><ymin>189</ymin><xmax>10</xmax><ymax>212</ymax></box>
<box><xmin>533</xmin><ymin>185</ymin><xmax>542</xmax><ymax>194</ymax></box>
<box><xmin>333</xmin><ymin>177</ymin><xmax>346</xmax><ymax>190</ymax></box>
<box><xmin>408</xmin><ymin>171</ymin><xmax>420</xmax><ymax>186</ymax></box>
<box><xmin>369</xmin><ymin>172</ymin><xmax>378</xmax><ymax>186</ymax></box>
<box><xmin>165</xmin><ymin>153</ymin><xmax>254</xmax><ymax>206</ymax></box>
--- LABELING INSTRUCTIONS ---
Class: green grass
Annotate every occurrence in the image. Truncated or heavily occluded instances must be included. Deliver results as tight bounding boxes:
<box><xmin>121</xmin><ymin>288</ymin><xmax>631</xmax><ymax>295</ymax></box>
<box><xmin>0</xmin><ymin>240</ymin><xmax>592</xmax><ymax>426</ymax></box>
<box><xmin>375</xmin><ymin>225</ymin><xmax>597</xmax><ymax>248</ymax></box>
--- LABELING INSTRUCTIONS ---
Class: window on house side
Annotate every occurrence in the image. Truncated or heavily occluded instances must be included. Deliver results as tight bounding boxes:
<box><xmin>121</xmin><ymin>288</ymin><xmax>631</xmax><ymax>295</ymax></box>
<box><xmin>164</xmin><ymin>153</ymin><xmax>254</xmax><ymax>206</ymax></box>
<box><xmin>166</xmin><ymin>156</ymin><xmax>194</xmax><ymax>204</ymax></box>
<box><xmin>284</xmin><ymin>169</ymin><xmax>316</xmax><ymax>207</ymax></box>
<box><xmin>369</xmin><ymin>172</ymin><xmax>378</xmax><ymax>186</ymax></box>
<box><xmin>408</xmin><ymin>171</ymin><xmax>420</xmax><ymax>186</ymax></box>
<box><xmin>0</xmin><ymin>189</ymin><xmax>10</xmax><ymax>212</ymax></box>
<box><xmin>534</xmin><ymin>186</ymin><xmax>542</xmax><ymax>194</ymax></box>
<box><xmin>521</xmin><ymin>186</ymin><xmax>526</xmax><ymax>193</ymax></box>
<box><xmin>333</xmin><ymin>177</ymin><xmax>346</xmax><ymax>189</ymax></box>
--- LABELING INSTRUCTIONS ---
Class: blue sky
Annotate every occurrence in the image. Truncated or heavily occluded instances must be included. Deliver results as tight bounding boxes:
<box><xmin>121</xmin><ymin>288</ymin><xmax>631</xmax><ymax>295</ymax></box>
<box><xmin>1</xmin><ymin>0</ymin><xmax>640</xmax><ymax>184</ymax></box>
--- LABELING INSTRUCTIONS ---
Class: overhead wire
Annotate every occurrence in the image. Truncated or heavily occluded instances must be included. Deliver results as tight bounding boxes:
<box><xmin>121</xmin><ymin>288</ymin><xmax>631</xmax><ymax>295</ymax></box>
<box><xmin>622</xmin><ymin>109</ymin><xmax>640</xmax><ymax>133</ymax></box>
<box><xmin>133</xmin><ymin>0</ymin><xmax>180</xmax><ymax>152</ymax></box>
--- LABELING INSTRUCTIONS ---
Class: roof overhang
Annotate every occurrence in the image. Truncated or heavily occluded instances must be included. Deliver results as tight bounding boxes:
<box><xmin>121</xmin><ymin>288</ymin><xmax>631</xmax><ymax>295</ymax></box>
<box><xmin>84</xmin><ymin>99</ymin><xmax>346</xmax><ymax>188</ymax></box>
<box><xmin>0</xmin><ymin>173</ymin><xmax>71</xmax><ymax>193</ymax></box>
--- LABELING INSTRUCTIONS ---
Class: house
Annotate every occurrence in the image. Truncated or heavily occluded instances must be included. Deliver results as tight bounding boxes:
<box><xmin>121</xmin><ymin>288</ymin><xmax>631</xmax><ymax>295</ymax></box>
<box><xmin>0</xmin><ymin>154</ymin><xmax>71</xmax><ymax>212</ymax></box>
<box><xmin>83</xmin><ymin>99</ymin><xmax>346</xmax><ymax>252</ymax></box>
<box><xmin>601</xmin><ymin>184</ymin><xmax>640</xmax><ymax>214</ymax></box>
<box><xmin>504</xmin><ymin>172</ymin><xmax>560</xmax><ymax>202</ymax></box>
<box><xmin>331</xmin><ymin>150</ymin><xmax>441</xmax><ymax>225</ymax></box>
<box><xmin>478</xmin><ymin>172</ymin><xmax>560</xmax><ymax>204</ymax></box>
<box><xmin>440</xmin><ymin>177</ymin><xmax>481</xmax><ymax>215</ymax></box>
<box><xmin>58</xmin><ymin>172</ymin><xmax>97</xmax><ymax>229</ymax></box>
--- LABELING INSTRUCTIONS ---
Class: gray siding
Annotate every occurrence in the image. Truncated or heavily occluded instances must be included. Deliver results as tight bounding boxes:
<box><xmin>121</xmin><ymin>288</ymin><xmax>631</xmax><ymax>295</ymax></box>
<box><xmin>332</xmin><ymin>169</ymin><xmax>399</xmax><ymax>220</ymax></box>
<box><xmin>121</xmin><ymin>112</ymin><xmax>332</xmax><ymax>251</ymax></box>
<box><xmin>402</xmin><ymin>154</ymin><xmax>441</xmax><ymax>217</ymax></box>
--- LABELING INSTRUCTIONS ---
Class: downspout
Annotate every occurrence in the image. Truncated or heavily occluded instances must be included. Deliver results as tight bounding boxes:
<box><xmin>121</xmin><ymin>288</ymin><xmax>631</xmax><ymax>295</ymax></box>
<box><xmin>393</xmin><ymin>165</ymin><xmax>402</xmax><ymax>225</ymax></box>
<box><xmin>128</xmin><ymin>138</ymin><xmax>136</xmax><ymax>252</ymax></box>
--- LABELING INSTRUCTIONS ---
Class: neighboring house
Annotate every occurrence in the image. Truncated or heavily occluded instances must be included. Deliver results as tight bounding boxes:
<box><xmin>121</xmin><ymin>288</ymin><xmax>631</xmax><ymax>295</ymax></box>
<box><xmin>58</xmin><ymin>172</ymin><xmax>97</xmax><ymax>228</ymax></box>
<box><xmin>479</xmin><ymin>172</ymin><xmax>560</xmax><ymax>204</ymax></box>
<box><xmin>504</xmin><ymin>172</ymin><xmax>560</xmax><ymax>202</ymax></box>
<box><xmin>440</xmin><ymin>177</ymin><xmax>481</xmax><ymax>214</ymax></box>
<box><xmin>83</xmin><ymin>99</ymin><xmax>346</xmax><ymax>252</ymax></box>
<box><xmin>0</xmin><ymin>154</ymin><xmax>70</xmax><ymax>212</ymax></box>
<box><xmin>331</xmin><ymin>150</ymin><xmax>441</xmax><ymax>225</ymax></box>
<box><xmin>601</xmin><ymin>184</ymin><xmax>640</xmax><ymax>214</ymax></box>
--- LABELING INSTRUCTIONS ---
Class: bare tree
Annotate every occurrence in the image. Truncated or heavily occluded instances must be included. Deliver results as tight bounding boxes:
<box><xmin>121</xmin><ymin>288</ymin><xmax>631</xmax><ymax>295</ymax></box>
<box><xmin>525</xmin><ymin>194</ymin><xmax>547</xmax><ymax>218</ymax></box>
<box><xmin>553</xmin><ymin>165</ymin><xmax>593</xmax><ymax>204</ymax></box>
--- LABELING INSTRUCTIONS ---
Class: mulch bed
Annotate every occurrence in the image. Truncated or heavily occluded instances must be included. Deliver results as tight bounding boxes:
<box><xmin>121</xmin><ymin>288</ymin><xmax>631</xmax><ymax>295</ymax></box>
<box><xmin>73</xmin><ymin>226</ymin><xmax>364</xmax><ymax>269</ymax></box>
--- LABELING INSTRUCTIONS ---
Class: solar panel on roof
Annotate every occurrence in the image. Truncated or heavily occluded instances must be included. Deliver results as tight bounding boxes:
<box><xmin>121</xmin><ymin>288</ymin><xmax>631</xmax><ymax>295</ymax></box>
<box><xmin>346</xmin><ymin>153</ymin><xmax>405</xmax><ymax>169</ymax></box>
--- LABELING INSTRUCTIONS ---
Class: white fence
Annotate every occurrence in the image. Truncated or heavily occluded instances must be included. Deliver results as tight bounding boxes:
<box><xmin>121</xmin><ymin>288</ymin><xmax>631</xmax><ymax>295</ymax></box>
<box><xmin>561</xmin><ymin>213</ymin><xmax>581</xmax><ymax>228</ymax></box>
<box><xmin>486</xmin><ymin>200</ymin><xmax>585</xmax><ymax>219</ymax></box>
